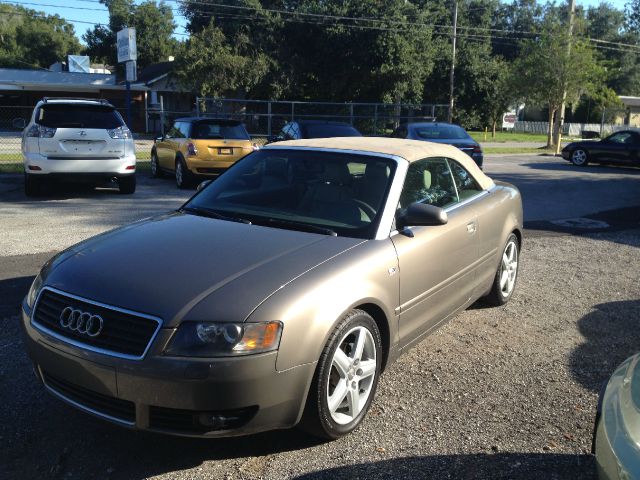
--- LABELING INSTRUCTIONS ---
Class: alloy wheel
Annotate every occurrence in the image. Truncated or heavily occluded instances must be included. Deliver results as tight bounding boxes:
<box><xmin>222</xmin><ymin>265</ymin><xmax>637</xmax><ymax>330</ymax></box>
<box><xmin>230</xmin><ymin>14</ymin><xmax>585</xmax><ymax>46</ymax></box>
<box><xmin>499</xmin><ymin>239</ymin><xmax>518</xmax><ymax>298</ymax></box>
<box><xmin>572</xmin><ymin>149</ymin><xmax>587</xmax><ymax>166</ymax></box>
<box><xmin>327</xmin><ymin>326</ymin><xmax>377</xmax><ymax>425</ymax></box>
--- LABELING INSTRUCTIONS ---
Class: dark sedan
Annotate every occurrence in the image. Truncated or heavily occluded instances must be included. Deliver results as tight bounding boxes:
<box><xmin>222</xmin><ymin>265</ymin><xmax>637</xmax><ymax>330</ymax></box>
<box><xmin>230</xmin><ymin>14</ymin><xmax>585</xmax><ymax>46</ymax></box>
<box><xmin>562</xmin><ymin>130</ymin><xmax>640</xmax><ymax>167</ymax></box>
<box><xmin>267</xmin><ymin>120</ymin><xmax>362</xmax><ymax>143</ymax></box>
<box><xmin>391</xmin><ymin>122</ymin><xmax>484</xmax><ymax>168</ymax></box>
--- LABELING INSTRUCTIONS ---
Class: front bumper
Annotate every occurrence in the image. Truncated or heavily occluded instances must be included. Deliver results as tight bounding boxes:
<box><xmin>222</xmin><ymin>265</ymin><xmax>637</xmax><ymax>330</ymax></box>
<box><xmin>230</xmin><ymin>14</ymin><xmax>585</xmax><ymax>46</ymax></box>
<box><xmin>21</xmin><ymin>302</ymin><xmax>315</xmax><ymax>437</ymax></box>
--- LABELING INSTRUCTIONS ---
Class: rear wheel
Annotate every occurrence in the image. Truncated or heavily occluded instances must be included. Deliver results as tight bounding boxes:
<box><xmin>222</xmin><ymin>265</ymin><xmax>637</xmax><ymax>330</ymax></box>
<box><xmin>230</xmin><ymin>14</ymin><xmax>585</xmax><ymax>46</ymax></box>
<box><xmin>24</xmin><ymin>173</ymin><xmax>45</xmax><ymax>197</ymax></box>
<box><xmin>483</xmin><ymin>233</ymin><xmax>519</xmax><ymax>306</ymax></box>
<box><xmin>299</xmin><ymin>309</ymin><xmax>382</xmax><ymax>440</ymax></box>
<box><xmin>118</xmin><ymin>175</ymin><xmax>136</xmax><ymax>194</ymax></box>
<box><xmin>571</xmin><ymin>149</ymin><xmax>589</xmax><ymax>166</ymax></box>
<box><xmin>175</xmin><ymin>158</ymin><xmax>192</xmax><ymax>189</ymax></box>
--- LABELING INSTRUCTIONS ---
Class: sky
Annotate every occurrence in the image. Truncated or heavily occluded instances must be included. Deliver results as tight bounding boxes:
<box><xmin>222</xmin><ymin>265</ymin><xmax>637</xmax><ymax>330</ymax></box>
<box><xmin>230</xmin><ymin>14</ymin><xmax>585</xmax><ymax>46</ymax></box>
<box><xmin>4</xmin><ymin>0</ymin><xmax>632</xmax><ymax>44</ymax></box>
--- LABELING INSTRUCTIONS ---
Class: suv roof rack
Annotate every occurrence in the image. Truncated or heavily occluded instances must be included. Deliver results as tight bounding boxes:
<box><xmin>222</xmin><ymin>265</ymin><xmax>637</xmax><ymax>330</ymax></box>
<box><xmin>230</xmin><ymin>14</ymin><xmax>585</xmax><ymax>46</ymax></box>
<box><xmin>42</xmin><ymin>97</ymin><xmax>112</xmax><ymax>106</ymax></box>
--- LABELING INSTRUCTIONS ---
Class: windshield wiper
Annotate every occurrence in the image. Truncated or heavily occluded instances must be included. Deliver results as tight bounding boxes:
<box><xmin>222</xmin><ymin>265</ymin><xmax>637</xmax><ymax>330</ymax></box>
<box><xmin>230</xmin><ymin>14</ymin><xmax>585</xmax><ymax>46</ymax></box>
<box><xmin>262</xmin><ymin>218</ymin><xmax>337</xmax><ymax>236</ymax></box>
<box><xmin>180</xmin><ymin>206</ymin><xmax>251</xmax><ymax>224</ymax></box>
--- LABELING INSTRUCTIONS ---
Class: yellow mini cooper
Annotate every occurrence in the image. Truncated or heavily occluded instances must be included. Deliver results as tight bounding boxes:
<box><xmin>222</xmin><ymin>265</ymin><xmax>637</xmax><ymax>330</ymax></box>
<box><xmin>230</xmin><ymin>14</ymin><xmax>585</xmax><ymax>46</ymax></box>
<box><xmin>151</xmin><ymin>118</ymin><xmax>257</xmax><ymax>188</ymax></box>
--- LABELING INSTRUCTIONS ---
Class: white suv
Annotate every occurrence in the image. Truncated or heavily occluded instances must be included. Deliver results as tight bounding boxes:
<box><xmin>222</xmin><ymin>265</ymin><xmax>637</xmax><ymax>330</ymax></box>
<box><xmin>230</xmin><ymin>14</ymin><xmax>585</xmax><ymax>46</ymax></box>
<box><xmin>22</xmin><ymin>98</ymin><xmax>137</xmax><ymax>196</ymax></box>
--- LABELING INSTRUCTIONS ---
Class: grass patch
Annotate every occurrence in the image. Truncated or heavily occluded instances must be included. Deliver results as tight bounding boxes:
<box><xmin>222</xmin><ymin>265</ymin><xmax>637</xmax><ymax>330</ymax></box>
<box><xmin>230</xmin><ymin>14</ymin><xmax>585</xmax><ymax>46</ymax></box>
<box><xmin>484</xmin><ymin>147</ymin><xmax>557</xmax><ymax>155</ymax></box>
<box><xmin>469</xmin><ymin>131</ymin><xmax>549</xmax><ymax>143</ymax></box>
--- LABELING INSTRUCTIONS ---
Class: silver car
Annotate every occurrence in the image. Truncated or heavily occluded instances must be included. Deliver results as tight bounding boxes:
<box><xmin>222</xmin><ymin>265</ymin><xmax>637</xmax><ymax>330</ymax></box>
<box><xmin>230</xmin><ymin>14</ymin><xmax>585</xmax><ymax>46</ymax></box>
<box><xmin>21</xmin><ymin>137</ymin><xmax>522</xmax><ymax>439</ymax></box>
<box><xmin>594</xmin><ymin>353</ymin><xmax>640</xmax><ymax>479</ymax></box>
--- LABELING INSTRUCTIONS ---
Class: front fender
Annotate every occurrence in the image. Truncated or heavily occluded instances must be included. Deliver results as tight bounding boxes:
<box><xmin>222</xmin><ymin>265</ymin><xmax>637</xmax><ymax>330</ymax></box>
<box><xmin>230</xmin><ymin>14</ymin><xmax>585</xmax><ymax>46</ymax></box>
<box><xmin>247</xmin><ymin>239</ymin><xmax>399</xmax><ymax>372</ymax></box>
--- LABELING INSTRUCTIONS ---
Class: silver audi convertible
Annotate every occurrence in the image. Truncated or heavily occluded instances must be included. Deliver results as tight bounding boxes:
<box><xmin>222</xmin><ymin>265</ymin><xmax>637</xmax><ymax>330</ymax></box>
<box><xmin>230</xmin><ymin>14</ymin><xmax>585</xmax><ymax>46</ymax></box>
<box><xmin>21</xmin><ymin>137</ymin><xmax>523</xmax><ymax>439</ymax></box>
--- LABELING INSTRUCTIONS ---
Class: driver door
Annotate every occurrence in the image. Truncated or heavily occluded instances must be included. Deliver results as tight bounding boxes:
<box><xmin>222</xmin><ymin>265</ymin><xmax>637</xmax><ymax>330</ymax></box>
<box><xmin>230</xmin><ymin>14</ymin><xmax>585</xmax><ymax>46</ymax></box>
<box><xmin>391</xmin><ymin>157</ymin><xmax>479</xmax><ymax>349</ymax></box>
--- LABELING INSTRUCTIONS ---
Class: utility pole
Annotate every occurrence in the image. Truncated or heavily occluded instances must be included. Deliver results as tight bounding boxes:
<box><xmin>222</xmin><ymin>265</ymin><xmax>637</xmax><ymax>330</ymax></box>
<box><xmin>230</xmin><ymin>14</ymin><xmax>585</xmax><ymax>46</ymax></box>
<box><xmin>448</xmin><ymin>0</ymin><xmax>458</xmax><ymax>123</ymax></box>
<box><xmin>554</xmin><ymin>0</ymin><xmax>576</xmax><ymax>155</ymax></box>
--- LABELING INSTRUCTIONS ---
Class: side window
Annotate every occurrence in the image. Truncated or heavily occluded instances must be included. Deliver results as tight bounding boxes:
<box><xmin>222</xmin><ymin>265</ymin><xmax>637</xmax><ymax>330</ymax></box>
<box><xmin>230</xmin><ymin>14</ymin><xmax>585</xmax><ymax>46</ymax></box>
<box><xmin>399</xmin><ymin>157</ymin><xmax>458</xmax><ymax>209</ymax></box>
<box><xmin>179</xmin><ymin>122</ymin><xmax>191</xmax><ymax>138</ymax></box>
<box><xmin>608</xmin><ymin>132</ymin><xmax>632</xmax><ymax>144</ymax></box>
<box><xmin>167</xmin><ymin>122</ymin><xmax>185</xmax><ymax>139</ymax></box>
<box><xmin>447</xmin><ymin>159</ymin><xmax>483</xmax><ymax>201</ymax></box>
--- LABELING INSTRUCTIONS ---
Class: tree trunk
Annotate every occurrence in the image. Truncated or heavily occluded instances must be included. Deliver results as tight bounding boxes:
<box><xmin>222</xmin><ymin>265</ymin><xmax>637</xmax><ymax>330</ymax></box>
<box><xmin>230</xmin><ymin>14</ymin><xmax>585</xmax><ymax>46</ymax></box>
<box><xmin>547</xmin><ymin>106</ymin><xmax>555</xmax><ymax>148</ymax></box>
<box><xmin>492</xmin><ymin>119</ymin><xmax>497</xmax><ymax>138</ymax></box>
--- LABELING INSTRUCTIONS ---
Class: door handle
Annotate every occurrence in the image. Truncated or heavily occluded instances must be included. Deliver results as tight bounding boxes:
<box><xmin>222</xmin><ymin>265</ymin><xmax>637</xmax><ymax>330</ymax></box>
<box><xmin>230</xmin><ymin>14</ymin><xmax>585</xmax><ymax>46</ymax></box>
<box><xmin>466</xmin><ymin>222</ymin><xmax>477</xmax><ymax>234</ymax></box>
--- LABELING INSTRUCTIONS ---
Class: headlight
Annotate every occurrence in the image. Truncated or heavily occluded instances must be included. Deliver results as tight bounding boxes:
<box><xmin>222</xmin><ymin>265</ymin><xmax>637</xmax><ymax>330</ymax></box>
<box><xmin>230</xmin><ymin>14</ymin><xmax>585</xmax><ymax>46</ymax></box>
<box><xmin>26</xmin><ymin>273</ymin><xmax>43</xmax><ymax>309</ymax></box>
<box><xmin>164</xmin><ymin>321</ymin><xmax>282</xmax><ymax>357</ymax></box>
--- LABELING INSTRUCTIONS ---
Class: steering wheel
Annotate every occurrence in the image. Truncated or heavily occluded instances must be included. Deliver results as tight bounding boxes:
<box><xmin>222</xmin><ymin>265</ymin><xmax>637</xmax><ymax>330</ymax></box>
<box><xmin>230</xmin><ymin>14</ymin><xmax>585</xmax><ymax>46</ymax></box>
<box><xmin>353</xmin><ymin>199</ymin><xmax>377</xmax><ymax>221</ymax></box>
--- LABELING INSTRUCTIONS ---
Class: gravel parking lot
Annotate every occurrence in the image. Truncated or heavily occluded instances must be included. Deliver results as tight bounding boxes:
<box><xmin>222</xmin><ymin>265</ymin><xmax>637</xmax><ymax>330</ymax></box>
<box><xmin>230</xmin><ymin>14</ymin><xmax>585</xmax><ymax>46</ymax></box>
<box><xmin>1</xmin><ymin>154</ymin><xmax>639</xmax><ymax>479</ymax></box>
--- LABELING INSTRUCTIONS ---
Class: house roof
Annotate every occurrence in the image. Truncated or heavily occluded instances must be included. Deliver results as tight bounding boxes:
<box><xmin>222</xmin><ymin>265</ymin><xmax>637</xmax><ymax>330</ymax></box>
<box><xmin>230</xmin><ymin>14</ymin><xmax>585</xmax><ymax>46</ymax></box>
<box><xmin>0</xmin><ymin>68</ymin><xmax>147</xmax><ymax>92</ymax></box>
<box><xmin>136</xmin><ymin>61</ymin><xmax>176</xmax><ymax>85</ymax></box>
<box><xmin>619</xmin><ymin>96</ymin><xmax>640</xmax><ymax>107</ymax></box>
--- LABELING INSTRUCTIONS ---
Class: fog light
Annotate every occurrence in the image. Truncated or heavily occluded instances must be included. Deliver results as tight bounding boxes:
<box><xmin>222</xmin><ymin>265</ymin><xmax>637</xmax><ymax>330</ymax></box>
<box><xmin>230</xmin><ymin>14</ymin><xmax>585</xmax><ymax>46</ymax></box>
<box><xmin>126</xmin><ymin>165</ymin><xmax>135</xmax><ymax>170</ymax></box>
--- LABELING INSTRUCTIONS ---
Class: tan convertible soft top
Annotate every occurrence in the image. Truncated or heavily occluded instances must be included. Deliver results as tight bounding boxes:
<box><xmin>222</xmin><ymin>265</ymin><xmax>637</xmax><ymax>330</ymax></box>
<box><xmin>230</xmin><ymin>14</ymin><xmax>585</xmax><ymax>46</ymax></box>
<box><xmin>268</xmin><ymin>137</ymin><xmax>495</xmax><ymax>190</ymax></box>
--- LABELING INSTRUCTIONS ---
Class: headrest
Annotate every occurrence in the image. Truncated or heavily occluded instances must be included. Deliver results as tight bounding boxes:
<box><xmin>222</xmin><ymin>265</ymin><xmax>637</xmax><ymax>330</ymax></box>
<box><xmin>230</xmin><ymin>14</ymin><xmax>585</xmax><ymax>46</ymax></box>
<box><xmin>321</xmin><ymin>162</ymin><xmax>351</xmax><ymax>184</ymax></box>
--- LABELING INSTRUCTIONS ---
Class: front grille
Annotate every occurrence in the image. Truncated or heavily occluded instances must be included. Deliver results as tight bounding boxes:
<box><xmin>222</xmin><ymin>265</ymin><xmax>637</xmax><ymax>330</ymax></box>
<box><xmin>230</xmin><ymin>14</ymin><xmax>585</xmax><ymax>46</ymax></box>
<box><xmin>42</xmin><ymin>370</ymin><xmax>136</xmax><ymax>424</ymax></box>
<box><xmin>32</xmin><ymin>288</ymin><xmax>160</xmax><ymax>359</ymax></box>
<box><xmin>149</xmin><ymin>405</ymin><xmax>258</xmax><ymax>433</ymax></box>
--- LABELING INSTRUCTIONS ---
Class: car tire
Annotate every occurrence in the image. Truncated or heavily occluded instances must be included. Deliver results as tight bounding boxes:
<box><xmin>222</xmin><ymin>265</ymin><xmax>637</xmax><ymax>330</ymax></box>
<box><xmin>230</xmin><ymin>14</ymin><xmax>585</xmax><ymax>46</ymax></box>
<box><xmin>483</xmin><ymin>233</ymin><xmax>520</xmax><ymax>306</ymax></box>
<box><xmin>150</xmin><ymin>150</ymin><xmax>163</xmax><ymax>178</ymax></box>
<box><xmin>175</xmin><ymin>157</ymin><xmax>192</xmax><ymax>189</ymax></box>
<box><xmin>299</xmin><ymin>309</ymin><xmax>382</xmax><ymax>440</ymax></box>
<box><xmin>118</xmin><ymin>175</ymin><xmax>136</xmax><ymax>194</ymax></box>
<box><xmin>571</xmin><ymin>149</ymin><xmax>589</xmax><ymax>166</ymax></box>
<box><xmin>24</xmin><ymin>173</ymin><xmax>45</xmax><ymax>197</ymax></box>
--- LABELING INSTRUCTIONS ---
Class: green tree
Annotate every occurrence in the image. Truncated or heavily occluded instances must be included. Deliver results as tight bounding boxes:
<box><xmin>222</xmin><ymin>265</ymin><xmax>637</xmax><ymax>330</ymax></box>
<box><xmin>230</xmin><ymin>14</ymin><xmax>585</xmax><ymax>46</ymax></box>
<box><xmin>175</xmin><ymin>20</ymin><xmax>269</xmax><ymax>99</ymax></box>
<box><xmin>514</xmin><ymin>23</ymin><xmax>603</xmax><ymax>146</ymax></box>
<box><xmin>0</xmin><ymin>4</ymin><xmax>81</xmax><ymax>69</ymax></box>
<box><xmin>83</xmin><ymin>0</ymin><xmax>176</xmax><ymax>68</ymax></box>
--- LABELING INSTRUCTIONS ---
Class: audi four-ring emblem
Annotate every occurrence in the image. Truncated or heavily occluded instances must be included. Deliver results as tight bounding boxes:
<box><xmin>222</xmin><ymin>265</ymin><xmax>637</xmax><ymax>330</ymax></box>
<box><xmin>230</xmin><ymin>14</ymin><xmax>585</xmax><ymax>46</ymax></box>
<box><xmin>59</xmin><ymin>307</ymin><xmax>104</xmax><ymax>337</ymax></box>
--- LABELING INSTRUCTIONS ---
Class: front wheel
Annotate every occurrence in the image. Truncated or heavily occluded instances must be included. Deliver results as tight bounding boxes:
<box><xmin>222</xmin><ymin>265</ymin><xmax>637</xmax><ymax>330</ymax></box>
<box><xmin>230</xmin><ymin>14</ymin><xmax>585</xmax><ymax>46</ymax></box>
<box><xmin>483</xmin><ymin>233</ymin><xmax>520</xmax><ymax>306</ymax></box>
<box><xmin>175</xmin><ymin>158</ymin><xmax>192</xmax><ymax>189</ymax></box>
<box><xmin>299</xmin><ymin>309</ymin><xmax>382</xmax><ymax>440</ymax></box>
<box><xmin>571</xmin><ymin>149</ymin><xmax>589</xmax><ymax>166</ymax></box>
<box><xmin>150</xmin><ymin>151</ymin><xmax>163</xmax><ymax>178</ymax></box>
<box><xmin>118</xmin><ymin>175</ymin><xmax>136</xmax><ymax>194</ymax></box>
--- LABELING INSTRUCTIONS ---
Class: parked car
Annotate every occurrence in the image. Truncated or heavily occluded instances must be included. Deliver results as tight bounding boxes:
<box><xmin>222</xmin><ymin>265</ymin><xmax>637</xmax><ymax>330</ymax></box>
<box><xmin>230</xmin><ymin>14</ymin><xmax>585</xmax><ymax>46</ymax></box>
<box><xmin>22</xmin><ymin>137</ymin><xmax>522</xmax><ymax>439</ymax></box>
<box><xmin>21</xmin><ymin>97</ymin><xmax>136</xmax><ymax>196</ymax></box>
<box><xmin>267</xmin><ymin>120</ymin><xmax>362</xmax><ymax>143</ymax></box>
<box><xmin>594</xmin><ymin>352</ymin><xmax>640</xmax><ymax>480</ymax></box>
<box><xmin>562</xmin><ymin>130</ymin><xmax>640</xmax><ymax>167</ymax></box>
<box><xmin>391</xmin><ymin>122</ymin><xmax>484</xmax><ymax>168</ymax></box>
<box><xmin>151</xmin><ymin>118</ymin><xmax>256</xmax><ymax>188</ymax></box>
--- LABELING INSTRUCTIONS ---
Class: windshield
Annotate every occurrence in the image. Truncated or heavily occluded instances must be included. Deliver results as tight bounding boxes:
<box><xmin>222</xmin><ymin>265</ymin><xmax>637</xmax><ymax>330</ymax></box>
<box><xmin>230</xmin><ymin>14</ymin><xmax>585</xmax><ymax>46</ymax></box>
<box><xmin>302</xmin><ymin>124</ymin><xmax>362</xmax><ymax>138</ymax></box>
<box><xmin>37</xmin><ymin>104</ymin><xmax>124</xmax><ymax>129</ymax></box>
<box><xmin>413</xmin><ymin>124</ymin><xmax>469</xmax><ymax>140</ymax></box>
<box><xmin>185</xmin><ymin>149</ymin><xmax>396</xmax><ymax>239</ymax></box>
<box><xmin>191</xmin><ymin>120</ymin><xmax>250</xmax><ymax>140</ymax></box>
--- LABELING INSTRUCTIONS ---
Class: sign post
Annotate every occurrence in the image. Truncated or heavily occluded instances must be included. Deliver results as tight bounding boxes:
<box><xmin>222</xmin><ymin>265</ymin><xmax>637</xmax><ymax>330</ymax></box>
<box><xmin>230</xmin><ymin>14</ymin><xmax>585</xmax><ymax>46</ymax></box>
<box><xmin>117</xmin><ymin>28</ymin><xmax>137</xmax><ymax>129</ymax></box>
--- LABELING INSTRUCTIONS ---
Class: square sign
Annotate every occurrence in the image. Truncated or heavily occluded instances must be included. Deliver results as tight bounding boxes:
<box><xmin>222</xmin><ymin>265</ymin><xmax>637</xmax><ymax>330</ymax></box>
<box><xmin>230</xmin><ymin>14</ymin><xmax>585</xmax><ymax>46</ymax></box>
<box><xmin>117</xmin><ymin>27</ymin><xmax>137</xmax><ymax>63</ymax></box>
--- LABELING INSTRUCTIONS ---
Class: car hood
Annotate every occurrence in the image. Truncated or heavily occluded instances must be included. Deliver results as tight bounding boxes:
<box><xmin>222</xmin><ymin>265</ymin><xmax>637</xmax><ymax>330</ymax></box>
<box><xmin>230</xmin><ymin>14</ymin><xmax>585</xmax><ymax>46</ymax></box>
<box><xmin>43</xmin><ymin>212</ymin><xmax>364</xmax><ymax>327</ymax></box>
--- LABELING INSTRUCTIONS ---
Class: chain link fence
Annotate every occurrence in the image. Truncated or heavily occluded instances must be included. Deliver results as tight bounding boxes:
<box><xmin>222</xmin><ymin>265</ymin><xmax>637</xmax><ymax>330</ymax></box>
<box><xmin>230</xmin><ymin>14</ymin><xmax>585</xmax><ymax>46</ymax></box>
<box><xmin>1</xmin><ymin>99</ymin><xmax>448</xmax><ymax>166</ymax></box>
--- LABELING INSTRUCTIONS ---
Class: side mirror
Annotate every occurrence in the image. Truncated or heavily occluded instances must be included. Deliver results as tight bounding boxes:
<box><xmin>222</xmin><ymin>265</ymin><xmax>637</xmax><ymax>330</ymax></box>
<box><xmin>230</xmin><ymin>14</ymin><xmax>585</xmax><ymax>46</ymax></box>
<box><xmin>12</xmin><ymin>118</ymin><xmax>26</xmax><ymax>130</ymax></box>
<box><xmin>396</xmin><ymin>203</ymin><xmax>448</xmax><ymax>232</ymax></box>
<box><xmin>155</xmin><ymin>133</ymin><xmax>164</xmax><ymax>142</ymax></box>
<box><xmin>266</xmin><ymin>135</ymin><xmax>283</xmax><ymax>144</ymax></box>
<box><xmin>196</xmin><ymin>179</ymin><xmax>212</xmax><ymax>192</ymax></box>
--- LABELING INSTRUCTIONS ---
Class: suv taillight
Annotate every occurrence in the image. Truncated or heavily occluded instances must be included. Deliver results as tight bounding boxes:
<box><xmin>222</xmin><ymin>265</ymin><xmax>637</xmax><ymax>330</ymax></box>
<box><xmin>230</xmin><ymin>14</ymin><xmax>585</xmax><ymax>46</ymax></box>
<box><xmin>473</xmin><ymin>145</ymin><xmax>482</xmax><ymax>154</ymax></box>
<box><xmin>187</xmin><ymin>142</ymin><xmax>198</xmax><ymax>156</ymax></box>
<box><xmin>107</xmin><ymin>126</ymin><xmax>132</xmax><ymax>139</ymax></box>
<box><xmin>26</xmin><ymin>124</ymin><xmax>56</xmax><ymax>138</ymax></box>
